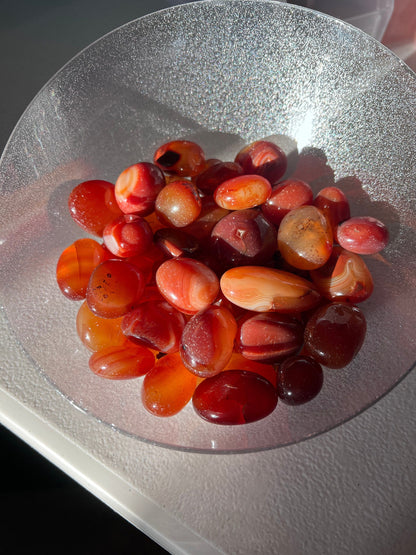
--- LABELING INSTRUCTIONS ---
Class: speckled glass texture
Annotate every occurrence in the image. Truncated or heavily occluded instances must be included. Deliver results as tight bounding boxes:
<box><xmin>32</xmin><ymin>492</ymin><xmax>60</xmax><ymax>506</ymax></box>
<box><xmin>0</xmin><ymin>0</ymin><xmax>415</xmax><ymax>453</ymax></box>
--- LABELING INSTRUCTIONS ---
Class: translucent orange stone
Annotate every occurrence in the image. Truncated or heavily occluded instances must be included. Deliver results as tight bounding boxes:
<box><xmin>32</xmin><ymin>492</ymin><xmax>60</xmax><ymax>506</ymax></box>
<box><xmin>235</xmin><ymin>312</ymin><xmax>304</xmax><ymax>363</ymax></box>
<box><xmin>68</xmin><ymin>180</ymin><xmax>123</xmax><ymax>236</ymax></box>
<box><xmin>86</xmin><ymin>259</ymin><xmax>145</xmax><ymax>318</ymax></box>
<box><xmin>180</xmin><ymin>305</ymin><xmax>237</xmax><ymax>377</ymax></box>
<box><xmin>153</xmin><ymin>140</ymin><xmax>206</xmax><ymax>177</ymax></box>
<box><xmin>277</xmin><ymin>205</ymin><xmax>333</xmax><ymax>270</ymax></box>
<box><xmin>220</xmin><ymin>266</ymin><xmax>321</xmax><ymax>313</ymax></box>
<box><xmin>155</xmin><ymin>180</ymin><xmax>202</xmax><ymax>228</ymax></box>
<box><xmin>183</xmin><ymin>195</ymin><xmax>229</xmax><ymax>240</ymax></box>
<box><xmin>122</xmin><ymin>300</ymin><xmax>186</xmax><ymax>354</ymax></box>
<box><xmin>309</xmin><ymin>246</ymin><xmax>374</xmax><ymax>303</ymax></box>
<box><xmin>56</xmin><ymin>238</ymin><xmax>107</xmax><ymax>300</ymax></box>
<box><xmin>89</xmin><ymin>344</ymin><xmax>155</xmax><ymax>379</ymax></box>
<box><xmin>142</xmin><ymin>352</ymin><xmax>198</xmax><ymax>416</ymax></box>
<box><xmin>234</xmin><ymin>140</ymin><xmax>287</xmax><ymax>185</ymax></box>
<box><xmin>214</xmin><ymin>174</ymin><xmax>272</xmax><ymax>210</ymax></box>
<box><xmin>313</xmin><ymin>186</ymin><xmax>350</xmax><ymax>236</ymax></box>
<box><xmin>156</xmin><ymin>257</ymin><xmax>219</xmax><ymax>314</ymax></box>
<box><xmin>114</xmin><ymin>162</ymin><xmax>165</xmax><ymax>216</ymax></box>
<box><xmin>304</xmin><ymin>302</ymin><xmax>366</xmax><ymax>369</ymax></box>
<box><xmin>76</xmin><ymin>301</ymin><xmax>126</xmax><ymax>352</ymax></box>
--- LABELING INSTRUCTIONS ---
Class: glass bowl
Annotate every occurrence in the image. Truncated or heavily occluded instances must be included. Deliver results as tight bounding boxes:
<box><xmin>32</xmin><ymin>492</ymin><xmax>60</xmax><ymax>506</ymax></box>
<box><xmin>1</xmin><ymin>0</ymin><xmax>415</xmax><ymax>453</ymax></box>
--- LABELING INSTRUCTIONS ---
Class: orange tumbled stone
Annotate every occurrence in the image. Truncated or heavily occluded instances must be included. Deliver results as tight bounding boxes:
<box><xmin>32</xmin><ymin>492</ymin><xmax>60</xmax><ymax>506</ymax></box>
<box><xmin>76</xmin><ymin>301</ymin><xmax>126</xmax><ymax>352</ymax></box>
<box><xmin>277</xmin><ymin>205</ymin><xmax>333</xmax><ymax>270</ymax></box>
<box><xmin>214</xmin><ymin>174</ymin><xmax>272</xmax><ymax>210</ymax></box>
<box><xmin>156</xmin><ymin>257</ymin><xmax>219</xmax><ymax>314</ymax></box>
<box><xmin>142</xmin><ymin>352</ymin><xmax>198</xmax><ymax>416</ymax></box>
<box><xmin>220</xmin><ymin>266</ymin><xmax>321</xmax><ymax>313</ymax></box>
<box><xmin>56</xmin><ymin>238</ymin><xmax>107</xmax><ymax>301</ymax></box>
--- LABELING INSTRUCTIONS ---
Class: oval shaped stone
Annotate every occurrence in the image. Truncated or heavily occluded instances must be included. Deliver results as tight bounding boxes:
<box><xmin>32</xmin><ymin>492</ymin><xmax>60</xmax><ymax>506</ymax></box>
<box><xmin>192</xmin><ymin>370</ymin><xmax>278</xmax><ymax>425</ymax></box>
<box><xmin>220</xmin><ymin>266</ymin><xmax>321</xmax><ymax>313</ymax></box>
<box><xmin>278</xmin><ymin>205</ymin><xmax>333</xmax><ymax>270</ymax></box>
<box><xmin>156</xmin><ymin>257</ymin><xmax>219</xmax><ymax>314</ymax></box>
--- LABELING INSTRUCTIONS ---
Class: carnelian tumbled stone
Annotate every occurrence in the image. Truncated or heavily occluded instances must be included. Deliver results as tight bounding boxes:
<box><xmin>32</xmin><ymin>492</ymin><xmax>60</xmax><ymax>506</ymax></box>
<box><xmin>310</xmin><ymin>246</ymin><xmax>374</xmax><ymax>303</ymax></box>
<box><xmin>153</xmin><ymin>140</ymin><xmax>205</xmax><ymax>177</ymax></box>
<box><xmin>210</xmin><ymin>208</ymin><xmax>277</xmax><ymax>268</ymax></box>
<box><xmin>235</xmin><ymin>312</ymin><xmax>304</xmax><ymax>363</ymax></box>
<box><xmin>220</xmin><ymin>266</ymin><xmax>321</xmax><ymax>313</ymax></box>
<box><xmin>180</xmin><ymin>305</ymin><xmax>237</xmax><ymax>377</ymax></box>
<box><xmin>261</xmin><ymin>178</ymin><xmax>313</xmax><ymax>226</ymax></box>
<box><xmin>142</xmin><ymin>352</ymin><xmax>198</xmax><ymax>417</ymax></box>
<box><xmin>89</xmin><ymin>344</ymin><xmax>155</xmax><ymax>379</ymax></box>
<box><xmin>154</xmin><ymin>228</ymin><xmax>199</xmax><ymax>258</ymax></box>
<box><xmin>278</xmin><ymin>205</ymin><xmax>333</xmax><ymax>270</ymax></box>
<box><xmin>127</xmin><ymin>244</ymin><xmax>167</xmax><ymax>284</ymax></box>
<box><xmin>276</xmin><ymin>355</ymin><xmax>323</xmax><ymax>405</ymax></box>
<box><xmin>155</xmin><ymin>180</ymin><xmax>202</xmax><ymax>228</ymax></box>
<box><xmin>76</xmin><ymin>301</ymin><xmax>126</xmax><ymax>352</ymax></box>
<box><xmin>86</xmin><ymin>259</ymin><xmax>145</xmax><ymax>318</ymax></box>
<box><xmin>56</xmin><ymin>238</ymin><xmax>107</xmax><ymax>301</ymax></box>
<box><xmin>68</xmin><ymin>180</ymin><xmax>123</xmax><ymax>236</ymax></box>
<box><xmin>313</xmin><ymin>186</ymin><xmax>350</xmax><ymax>236</ymax></box>
<box><xmin>195</xmin><ymin>161</ymin><xmax>243</xmax><ymax>194</ymax></box>
<box><xmin>114</xmin><ymin>162</ymin><xmax>166</xmax><ymax>216</ymax></box>
<box><xmin>103</xmin><ymin>214</ymin><xmax>153</xmax><ymax>258</ymax></box>
<box><xmin>234</xmin><ymin>140</ymin><xmax>287</xmax><ymax>184</ymax></box>
<box><xmin>156</xmin><ymin>257</ymin><xmax>219</xmax><ymax>314</ymax></box>
<box><xmin>192</xmin><ymin>370</ymin><xmax>278</xmax><ymax>425</ymax></box>
<box><xmin>336</xmin><ymin>216</ymin><xmax>389</xmax><ymax>255</ymax></box>
<box><xmin>304</xmin><ymin>302</ymin><xmax>366</xmax><ymax>369</ymax></box>
<box><xmin>214</xmin><ymin>174</ymin><xmax>272</xmax><ymax>210</ymax></box>
<box><xmin>184</xmin><ymin>195</ymin><xmax>230</xmax><ymax>240</ymax></box>
<box><xmin>122</xmin><ymin>300</ymin><xmax>186</xmax><ymax>354</ymax></box>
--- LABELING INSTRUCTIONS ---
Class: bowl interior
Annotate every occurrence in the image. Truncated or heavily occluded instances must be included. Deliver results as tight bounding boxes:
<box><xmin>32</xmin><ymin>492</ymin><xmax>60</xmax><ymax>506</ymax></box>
<box><xmin>1</xmin><ymin>0</ymin><xmax>416</xmax><ymax>453</ymax></box>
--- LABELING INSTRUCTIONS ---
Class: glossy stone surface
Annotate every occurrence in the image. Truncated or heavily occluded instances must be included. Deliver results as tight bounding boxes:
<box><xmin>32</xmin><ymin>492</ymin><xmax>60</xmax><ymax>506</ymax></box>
<box><xmin>192</xmin><ymin>370</ymin><xmax>278</xmax><ymax>425</ymax></box>
<box><xmin>236</xmin><ymin>312</ymin><xmax>304</xmax><ymax>363</ymax></box>
<box><xmin>304</xmin><ymin>302</ymin><xmax>367</xmax><ymax>369</ymax></box>
<box><xmin>103</xmin><ymin>214</ymin><xmax>153</xmax><ymax>258</ymax></box>
<box><xmin>56</xmin><ymin>238</ymin><xmax>108</xmax><ymax>301</ymax></box>
<box><xmin>76</xmin><ymin>301</ymin><xmax>126</xmax><ymax>352</ymax></box>
<box><xmin>313</xmin><ymin>186</ymin><xmax>350</xmax><ymax>236</ymax></box>
<box><xmin>310</xmin><ymin>246</ymin><xmax>374</xmax><ymax>303</ymax></box>
<box><xmin>195</xmin><ymin>161</ymin><xmax>243</xmax><ymax>194</ymax></box>
<box><xmin>220</xmin><ymin>266</ymin><xmax>321</xmax><ymax>313</ymax></box>
<box><xmin>122</xmin><ymin>300</ymin><xmax>186</xmax><ymax>354</ymax></box>
<box><xmin>277</xmin><ymin>205</ymin><xmax>333</xmax><ymax>270</ymax></box>
<box><xmin>261</xmin><ymin>178</ymin><xmax>313</xmax><ymax>226</ymax></box>
<box><xmin>156</xmin><ymin>258</ymin><xmax>219</xmax><ymax>314</ymax></box>
<box><xmin>142</xmin><ymin>352</ymin><xmax>198</xmax><ymax>417</ymax></box>
<box><xmin>234</xmin><ymin>140</ymin><xmax>287</xmax><ymax>184</ymax></box>
<box><xmin>276</xmin><ymin>355</ymin><xmax>323</xmax><ymax>405</ymax></box>
<box><xmin>336</xmin><ymin>216</ymin><xmax>389</xmax><ymax>255</ymax></box>
<box><xmin>214</xmin><ymin>174</ymin><xmax>271</xmax><ymax>210</ymax></box>
<box><xmin>68</xmin><ymin>179</ymin><xmax>123</xmax><ymax>236</ymax></box>
<box><xmin>180</xmin><ymin>305</ymin><xmax>237</xmax><ymax>377</ymax></box>
<box><xmin>155</xmin><ymin>180</ymin><xmax>202</xmax><ymax>228</ymax></box>
<box><xmin>89</xmin><ymin>343</ymin><xmax>155</xmax><ymax>380</ymax></box>
<box><xmin>153</xmin><ymin>140</ymin><xmax>206</xmax><ymax>177</ymax></box>
<box><xmin>86</xmin><ymin>259</ymin><xmax>145</xmax><ymax>318</ymax></box>
<box><xmin>210</xmin><ymin>208</ymin><xmax>277</xmax><ymax>268</ymax></box>
<box><xmin>114</xmin><ymin>162</ymin><xmax>165</xmax><ymax>216</ymax></box>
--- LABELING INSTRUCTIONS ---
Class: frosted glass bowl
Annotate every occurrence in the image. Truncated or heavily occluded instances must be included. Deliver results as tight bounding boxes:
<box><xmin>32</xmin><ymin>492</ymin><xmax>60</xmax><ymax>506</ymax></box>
<box><xmin>1</xmin><ymin>0</ymin><xmax>415</xmax><ymax>453</ymax></box>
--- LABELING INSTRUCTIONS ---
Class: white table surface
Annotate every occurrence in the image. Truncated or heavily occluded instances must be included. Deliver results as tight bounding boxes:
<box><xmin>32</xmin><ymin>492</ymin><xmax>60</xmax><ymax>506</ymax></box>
<box><xmin>1</xmin><ymin>2</ymin><xmax>415</xmax><ymax>554</ymax></box>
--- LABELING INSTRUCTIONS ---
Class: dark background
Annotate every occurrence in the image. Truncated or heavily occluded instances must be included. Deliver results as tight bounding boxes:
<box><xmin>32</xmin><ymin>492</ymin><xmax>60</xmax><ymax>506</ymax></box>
<box><xmin>0</xmin><ymin>424</ymin><xmax>168</xmax><ymax>554</ymax></box>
